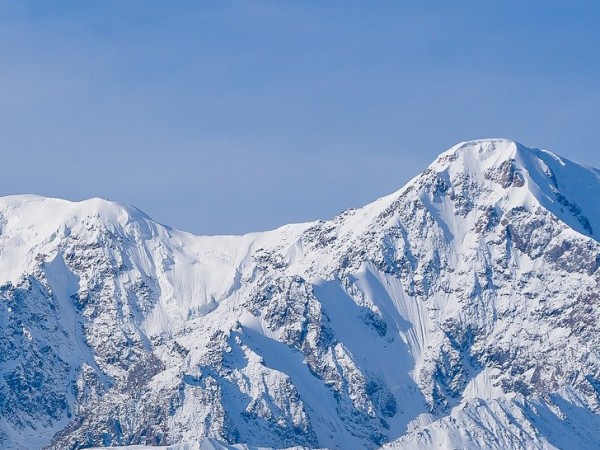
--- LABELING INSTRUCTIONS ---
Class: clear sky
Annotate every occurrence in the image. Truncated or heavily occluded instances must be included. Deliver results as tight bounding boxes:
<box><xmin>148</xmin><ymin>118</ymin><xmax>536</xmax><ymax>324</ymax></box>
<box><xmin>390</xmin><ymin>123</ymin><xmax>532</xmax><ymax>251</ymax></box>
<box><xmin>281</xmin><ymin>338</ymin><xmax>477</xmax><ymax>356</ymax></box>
<box><xmin>1</xmin><ymin>1</ymin><xmax>599</xmax><ymax>235</ymax></box>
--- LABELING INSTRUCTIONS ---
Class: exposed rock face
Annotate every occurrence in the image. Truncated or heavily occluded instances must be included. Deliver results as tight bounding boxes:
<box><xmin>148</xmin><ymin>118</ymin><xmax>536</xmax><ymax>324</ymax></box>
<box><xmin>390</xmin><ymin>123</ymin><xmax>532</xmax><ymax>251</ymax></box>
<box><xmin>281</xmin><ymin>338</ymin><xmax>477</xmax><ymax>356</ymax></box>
<box><xmin>1</xmin><ymin>139</ymin><xmax>600</xmax><ymax>450</ymax></box>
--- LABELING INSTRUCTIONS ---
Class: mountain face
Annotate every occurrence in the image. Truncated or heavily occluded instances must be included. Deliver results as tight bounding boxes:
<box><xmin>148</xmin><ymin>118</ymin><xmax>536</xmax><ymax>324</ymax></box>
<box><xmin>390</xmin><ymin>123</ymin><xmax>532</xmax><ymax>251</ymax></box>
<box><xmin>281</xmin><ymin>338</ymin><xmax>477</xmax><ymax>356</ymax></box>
<box><xmin>1</xmin><ymin>139</ymin><xmax>600</xmax><ymax>450</ymax></box>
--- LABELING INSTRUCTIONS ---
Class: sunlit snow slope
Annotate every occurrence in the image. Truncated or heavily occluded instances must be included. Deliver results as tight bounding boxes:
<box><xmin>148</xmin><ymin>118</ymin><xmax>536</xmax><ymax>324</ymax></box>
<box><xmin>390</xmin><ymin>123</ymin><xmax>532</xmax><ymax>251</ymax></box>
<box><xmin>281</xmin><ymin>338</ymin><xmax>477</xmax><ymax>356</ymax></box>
<box><xmin>1</xmin><ymin>139</ymin><xmax>600</xmax><ymax>450</ymax></box>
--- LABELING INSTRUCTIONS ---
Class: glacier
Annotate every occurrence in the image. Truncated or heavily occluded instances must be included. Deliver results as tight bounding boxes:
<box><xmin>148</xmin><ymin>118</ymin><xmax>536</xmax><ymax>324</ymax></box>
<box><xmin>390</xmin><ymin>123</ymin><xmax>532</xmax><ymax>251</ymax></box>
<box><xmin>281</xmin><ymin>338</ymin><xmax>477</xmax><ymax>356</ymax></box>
<box><xmin>1</xmin><ymin>139</ymin><xmax>599</xmax><ymax>449</ymax></box>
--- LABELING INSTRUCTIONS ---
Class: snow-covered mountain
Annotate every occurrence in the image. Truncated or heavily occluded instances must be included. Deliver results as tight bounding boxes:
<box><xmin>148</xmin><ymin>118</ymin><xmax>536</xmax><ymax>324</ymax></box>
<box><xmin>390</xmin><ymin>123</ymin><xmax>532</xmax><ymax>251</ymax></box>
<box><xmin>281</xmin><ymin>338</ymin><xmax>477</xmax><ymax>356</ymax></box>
<box><xmin>1</xmin><ymin>139</ymin><xmax>600</xmax><ymax>450</ymax></box>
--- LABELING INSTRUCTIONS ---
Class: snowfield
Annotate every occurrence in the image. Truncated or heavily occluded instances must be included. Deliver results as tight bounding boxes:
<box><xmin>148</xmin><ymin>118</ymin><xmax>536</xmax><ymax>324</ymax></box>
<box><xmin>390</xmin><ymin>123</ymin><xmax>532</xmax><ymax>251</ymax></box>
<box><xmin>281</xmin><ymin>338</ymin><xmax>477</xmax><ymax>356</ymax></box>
<box><xmin>1</xmin><ymin>139</ymin><xmax>600</xmax><ymax>449</ymax></box>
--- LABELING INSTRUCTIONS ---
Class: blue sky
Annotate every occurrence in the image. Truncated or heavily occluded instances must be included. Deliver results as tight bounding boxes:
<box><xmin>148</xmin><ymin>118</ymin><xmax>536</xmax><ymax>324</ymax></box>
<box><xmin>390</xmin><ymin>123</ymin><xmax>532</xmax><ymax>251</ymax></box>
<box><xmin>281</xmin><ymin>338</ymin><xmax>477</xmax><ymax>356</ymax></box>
<box><xmin>1</xmin><ymin>1</ymin><xmax>599</xmax><ymax>234</ymax></box>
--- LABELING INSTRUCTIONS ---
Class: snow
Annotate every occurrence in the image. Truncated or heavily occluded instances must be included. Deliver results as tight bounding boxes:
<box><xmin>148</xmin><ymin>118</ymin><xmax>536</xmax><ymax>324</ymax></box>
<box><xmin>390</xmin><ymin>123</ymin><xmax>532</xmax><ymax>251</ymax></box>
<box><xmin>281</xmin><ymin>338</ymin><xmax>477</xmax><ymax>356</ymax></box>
<box><xmin>1</xmin><ymin>139</ymin><xmax>600</xmax><ymax>449</ymax></box>
<box><xmin>90</xmin><ymin>438</ymin><xmax>317</xmax><ymax>450</ymax></box>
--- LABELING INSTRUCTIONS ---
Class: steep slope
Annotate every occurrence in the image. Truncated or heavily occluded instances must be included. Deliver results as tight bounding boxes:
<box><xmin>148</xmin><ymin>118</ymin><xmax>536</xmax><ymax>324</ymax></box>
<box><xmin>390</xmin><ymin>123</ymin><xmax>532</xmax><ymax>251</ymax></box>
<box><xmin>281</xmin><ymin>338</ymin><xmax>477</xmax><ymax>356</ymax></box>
<box><xmin>1</xmin><ymin>139</ymin><xmax>599</xmax><ymax>450</ymax></box>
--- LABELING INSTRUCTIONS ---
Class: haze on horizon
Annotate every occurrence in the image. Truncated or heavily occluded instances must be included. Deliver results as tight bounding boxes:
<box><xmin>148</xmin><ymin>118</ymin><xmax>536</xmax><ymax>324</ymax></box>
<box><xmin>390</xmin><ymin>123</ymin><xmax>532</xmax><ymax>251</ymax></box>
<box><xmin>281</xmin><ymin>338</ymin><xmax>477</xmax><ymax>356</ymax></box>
<box><xmin>1</xmin><ymin>1</ymin><xmax>599</xmax><ymax>235</ymax></box>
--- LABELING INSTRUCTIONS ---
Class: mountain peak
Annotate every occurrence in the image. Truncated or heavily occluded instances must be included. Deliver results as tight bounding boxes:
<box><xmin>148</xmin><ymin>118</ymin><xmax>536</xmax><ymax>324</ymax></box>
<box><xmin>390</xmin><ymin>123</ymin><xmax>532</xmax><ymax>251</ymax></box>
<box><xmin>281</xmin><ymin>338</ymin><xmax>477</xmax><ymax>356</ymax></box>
<box><xmin>0</xmin><ymin>195</ymin><xmax>153</xmax><ymax>234</ymax></box>
<box><xmin>0</xmin><ymin>195</ymin><xmax>162</xmax><ymax>285</ymax></box>
<box><xmin>432</xmin><ymin>138</ymin><xmax>529</xmax><ymax>172</ymax></box>
<box><xmin>446</xmin><ymin>137</ymin><xmax>520</xmax><ymax>155</ymax></box>
<box><xmin>404</xmin><ymin>139</ymin><xmax>600</xmax><ymax>240</ymax></box>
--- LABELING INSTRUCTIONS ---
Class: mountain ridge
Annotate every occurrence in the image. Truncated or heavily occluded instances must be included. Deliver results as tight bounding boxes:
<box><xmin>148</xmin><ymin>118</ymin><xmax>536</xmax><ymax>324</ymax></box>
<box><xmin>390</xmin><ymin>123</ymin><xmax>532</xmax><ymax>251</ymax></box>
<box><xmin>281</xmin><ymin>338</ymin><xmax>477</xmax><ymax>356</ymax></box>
<box><xmin>1</xmin><ymin>139</ymin><xmax>599</xmax><ymax>449</ymax></box>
